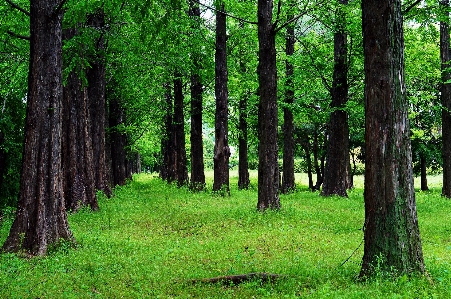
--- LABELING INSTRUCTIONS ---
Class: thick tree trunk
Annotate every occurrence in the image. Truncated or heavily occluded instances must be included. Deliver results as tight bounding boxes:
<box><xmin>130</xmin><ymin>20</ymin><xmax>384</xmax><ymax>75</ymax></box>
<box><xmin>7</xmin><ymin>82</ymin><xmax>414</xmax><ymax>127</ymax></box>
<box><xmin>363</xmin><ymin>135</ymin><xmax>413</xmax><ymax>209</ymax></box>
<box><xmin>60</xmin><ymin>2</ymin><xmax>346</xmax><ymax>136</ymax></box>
<box><xmin>420</xmin><ymin>155</ymin><xmax>429</xmax><ymax>191</ymax></box>
<box><xmin>321</xmin><ymin>0</ymin><xmax>349</xmax><ymax>197</ymax></box>
<box><xmin>257</xmin><ymin>0</ymin><xmax>280</xmax><ymax>210</ymax></box>
<box><xmin>173</xmin><ymin>73</ymin><xmax>189</xmax><ymax>187</ymax></box>
<box><xmin>281</xmin><ymin>13</ymin><xmax>296</xmax><ymax>194</ymax></box>
<box><xmin>360</xmin><ymin>0</ymin><xmax>424</xmax><ymax>276</ymax></box>
<box><xmin>213</xmin><ymin>4</ymin><xmax>230</xmax><ymax>193</ymax></box>
<box><xmin>189</xmin><ymin>1</ymin><xmax>206</xmax><ymax>191</ymax></box>
<box><xmin>62</xmin><ymin>60</ymin><xmax>97</xmax><ymax>211</ymax></box>
<box><xmin>440</xmin><ymin>0</ymin><xmax>451</xmax><ymax>198</ymax></box>
<box><xmin>2</xmin><ymin>0</ymin><xmax>73</xmax><ymax>255</ymax></box>
<box><xmin>87</xmin><ymin>10</ymin><xmax>112</xmax><ymax>198</ymax></box>
<box><xmin>109</xmin><ymin>96</ymin><xmax>129</xmax><ymax>186</ymax></box>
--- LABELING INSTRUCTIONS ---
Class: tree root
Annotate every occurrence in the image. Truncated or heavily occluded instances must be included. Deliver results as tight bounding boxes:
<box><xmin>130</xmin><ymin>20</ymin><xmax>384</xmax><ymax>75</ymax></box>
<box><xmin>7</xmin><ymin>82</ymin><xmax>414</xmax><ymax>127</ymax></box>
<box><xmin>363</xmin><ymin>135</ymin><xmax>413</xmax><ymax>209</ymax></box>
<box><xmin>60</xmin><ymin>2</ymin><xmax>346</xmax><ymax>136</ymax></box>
<box><xmin>189</xmin><ymin>272</ymin><xmax>284</xmax><ymax>285</ymax></box>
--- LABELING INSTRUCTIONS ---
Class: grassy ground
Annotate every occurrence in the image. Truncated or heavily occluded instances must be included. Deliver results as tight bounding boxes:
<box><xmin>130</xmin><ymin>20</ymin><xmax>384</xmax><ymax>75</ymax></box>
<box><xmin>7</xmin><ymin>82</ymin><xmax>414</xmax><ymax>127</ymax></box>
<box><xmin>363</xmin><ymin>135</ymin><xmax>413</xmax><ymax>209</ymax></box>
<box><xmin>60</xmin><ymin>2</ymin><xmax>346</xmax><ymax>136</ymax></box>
<box><xmin>1</xmin><ymin>171</ymin><xmax>451</xmax><ymax>298</ymax></box>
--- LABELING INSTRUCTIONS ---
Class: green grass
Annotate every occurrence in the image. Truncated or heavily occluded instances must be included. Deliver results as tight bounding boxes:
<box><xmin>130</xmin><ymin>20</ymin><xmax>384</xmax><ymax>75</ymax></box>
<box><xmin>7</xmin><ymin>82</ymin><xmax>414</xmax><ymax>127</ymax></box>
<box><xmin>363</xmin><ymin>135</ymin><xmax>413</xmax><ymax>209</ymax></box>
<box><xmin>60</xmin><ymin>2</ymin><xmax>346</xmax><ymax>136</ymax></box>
<box><xmin>1</xmin><ymin>171</ymin><xmax>451</xmax><ymax>298</ymax></box>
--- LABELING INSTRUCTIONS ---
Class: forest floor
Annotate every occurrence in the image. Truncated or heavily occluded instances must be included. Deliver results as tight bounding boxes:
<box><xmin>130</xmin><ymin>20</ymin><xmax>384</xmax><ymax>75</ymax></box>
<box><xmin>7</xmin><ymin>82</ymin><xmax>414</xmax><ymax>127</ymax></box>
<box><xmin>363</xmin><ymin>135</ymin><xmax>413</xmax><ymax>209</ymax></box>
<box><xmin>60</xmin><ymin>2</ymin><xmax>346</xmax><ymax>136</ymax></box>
<box><xmin>1</xmin><ymin>171</ymin><xmax>450</xmax><ymax>298</ymax></box>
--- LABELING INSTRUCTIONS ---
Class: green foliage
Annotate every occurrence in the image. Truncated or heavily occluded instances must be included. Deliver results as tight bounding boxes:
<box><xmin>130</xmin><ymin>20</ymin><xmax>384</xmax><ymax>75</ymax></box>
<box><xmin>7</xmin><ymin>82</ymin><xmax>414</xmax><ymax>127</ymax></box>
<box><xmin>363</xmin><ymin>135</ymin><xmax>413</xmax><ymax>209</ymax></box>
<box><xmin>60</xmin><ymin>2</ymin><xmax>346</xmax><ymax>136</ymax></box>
<box><xmin>1</xmin><ymin>173</ymin><xmax>451</xmax><ymax>298</ymax></box>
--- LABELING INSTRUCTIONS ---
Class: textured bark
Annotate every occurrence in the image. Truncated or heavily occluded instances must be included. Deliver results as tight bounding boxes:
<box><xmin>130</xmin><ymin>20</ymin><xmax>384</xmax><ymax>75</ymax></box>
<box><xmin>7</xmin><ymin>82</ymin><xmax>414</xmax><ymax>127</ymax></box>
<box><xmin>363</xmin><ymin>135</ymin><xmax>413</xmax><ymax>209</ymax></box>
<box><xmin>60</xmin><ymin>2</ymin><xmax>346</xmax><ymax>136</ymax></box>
<box><xmin>360</xmin><ymin>0</ymin><xmax>424</xmax><ymax>276</ymax></box>
<box><xmin>213</xmin><ymin>4</ymin><xmax>230</xmax><ymax>193</ymax></box>
<box><xmin>2</xmin><ymin>0</ymin><xmax>73</xmax><ymax>255</ymax></box>
<box><xmin>441</xmin><ymin>0</ymin><xmax>451</xmax><ymax>198</ymax></box>
<box><xmin>321</xmin><ymin>0</ymin><xmax>349</xmax><ymax>197</ymax></box>
<box><xmin>281</xmin><ymin>12</ymin><xmax>295</xmax><ymax>194</ymax></box>
<box><xmin>109</xmin><ymin>96</ymin><xmax>129</xmax><ymax>186</ymax></box>
<box><xmin>62</xmin><ymin>49</ymin><xmax>97</xmax><ymax>211</ymax></box>
<box><xmin>173</xmin><ymin>74</ymin><xmax>189</xmax><ymax>187</ymax></box>
<box><xmin>189</xmin><ymin>1</ymin><xmax>206</xmax><ymax>191</ymax></box>
<box><xmin>87</xmin><ymin>10</ymin><xmax>112</xmax><ymax>197</ymax></box>
<box><xmin>257</xmin><ymin>0</ymin><xmax>280</xmax><ymax>210</ymax></box>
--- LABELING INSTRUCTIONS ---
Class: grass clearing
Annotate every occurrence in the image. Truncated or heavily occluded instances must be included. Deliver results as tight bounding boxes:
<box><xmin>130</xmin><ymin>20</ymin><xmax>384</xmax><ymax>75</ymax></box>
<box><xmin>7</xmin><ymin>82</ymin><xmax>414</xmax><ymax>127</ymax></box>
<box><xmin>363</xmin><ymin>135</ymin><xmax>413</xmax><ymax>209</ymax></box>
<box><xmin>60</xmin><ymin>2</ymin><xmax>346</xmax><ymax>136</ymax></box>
<box><xmin>1</xmin><ymin>171</ymin><xmax>451</xmax><ymax>298</ymax></box>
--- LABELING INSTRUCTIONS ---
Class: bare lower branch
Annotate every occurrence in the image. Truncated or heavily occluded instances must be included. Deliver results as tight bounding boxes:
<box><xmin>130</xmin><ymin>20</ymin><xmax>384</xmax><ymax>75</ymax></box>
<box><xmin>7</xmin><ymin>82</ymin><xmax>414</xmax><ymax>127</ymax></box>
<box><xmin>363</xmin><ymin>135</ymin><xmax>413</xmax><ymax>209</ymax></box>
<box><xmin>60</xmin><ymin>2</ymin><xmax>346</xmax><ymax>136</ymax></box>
<box><xmin>5</xmin><ymin>0</ymin><xmax>30</xmax><ymax>16</ymax></box>
<box><xmin>403</xmin><ymin>0</ymin><xmax>422</xmax><ymax>14</ymax></box>
<box><xmin>7</xmin><ymin>30</ymin><xmax>30</xmax><ymax>41</ymax></box>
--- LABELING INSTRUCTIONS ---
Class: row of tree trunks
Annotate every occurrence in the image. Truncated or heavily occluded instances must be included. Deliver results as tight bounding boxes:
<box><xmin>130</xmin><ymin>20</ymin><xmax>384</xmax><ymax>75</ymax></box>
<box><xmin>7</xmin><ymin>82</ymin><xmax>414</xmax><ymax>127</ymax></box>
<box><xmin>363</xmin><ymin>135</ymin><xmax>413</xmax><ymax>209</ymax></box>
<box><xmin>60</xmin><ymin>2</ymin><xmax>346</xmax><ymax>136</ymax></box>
<box><xmin>2</xmin><ymin>0</ymin><xmax>73</xmax><ymax>255</ymax></box>
<box><xmin>189</xmin><ymin>1</ymin><xmax>206</xmax><ymax>191</ymax></box>
<box><xmin>321</xmin><ymin>0</ymin><xmax>350</xmax><ymax>197</ymax></box>
<box><xmin>213</xmin><ymin>2</ymin><xmax>230</xmax><ymax>193</ymax></box>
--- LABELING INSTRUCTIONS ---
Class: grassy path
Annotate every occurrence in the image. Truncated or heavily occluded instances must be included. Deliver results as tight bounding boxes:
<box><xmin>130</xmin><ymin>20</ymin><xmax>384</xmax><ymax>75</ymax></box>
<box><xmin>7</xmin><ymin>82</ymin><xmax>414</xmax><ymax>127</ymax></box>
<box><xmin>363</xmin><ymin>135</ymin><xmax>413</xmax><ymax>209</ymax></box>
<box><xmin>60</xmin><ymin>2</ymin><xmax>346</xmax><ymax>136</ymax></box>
<box><xmin>1</xmin><ymin>172</ymin><xmax>450</xmax><ymax>298</ymax></box>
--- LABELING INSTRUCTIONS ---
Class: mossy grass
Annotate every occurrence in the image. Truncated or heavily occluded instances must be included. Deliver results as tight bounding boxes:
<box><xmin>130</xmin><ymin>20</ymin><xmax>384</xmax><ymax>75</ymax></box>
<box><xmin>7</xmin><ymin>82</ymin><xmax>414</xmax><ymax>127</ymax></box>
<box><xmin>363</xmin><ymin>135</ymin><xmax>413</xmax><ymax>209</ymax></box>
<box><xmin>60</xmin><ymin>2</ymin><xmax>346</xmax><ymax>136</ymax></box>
<box><xmin>1</xmin><ymin>171</ymin><xmax>450</xmax><ymax>298</ymax></box>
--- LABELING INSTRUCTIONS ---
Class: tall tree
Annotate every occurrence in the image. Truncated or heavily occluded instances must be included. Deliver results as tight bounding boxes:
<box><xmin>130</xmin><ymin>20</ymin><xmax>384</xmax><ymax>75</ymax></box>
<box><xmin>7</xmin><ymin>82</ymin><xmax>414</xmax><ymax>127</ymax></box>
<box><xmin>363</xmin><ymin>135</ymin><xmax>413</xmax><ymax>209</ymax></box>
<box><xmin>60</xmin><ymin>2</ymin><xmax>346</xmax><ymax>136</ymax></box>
<box><xmin>2</xmin><ymin>0</ymin><xmax>73</xmax><ymax>255</ymax></box>
<box><xmin>213</xmin><ymin>2</ymin><xmax>230</xmax><ymax>193</ymax></box>
<box><xmin>256</xmin><ymin>0</ymin><xmax>280</xmax><ymax>210</ymax></box>
<box><xmin>281</xmin><ymin>4</ymin><xmax>296</xmax><ymax>194</ymax></box>
<box><xmin>87</xmin><ymin>10</ymin><xmax>112</xmax><ymax>197</ymax></box>
<box><xmin>440</xmin><ymin>0</ymin><xmax>451</xmax><ymax>198</ymax></box>
<box><xmin>321</xmin><ymin>0</ymin><xmax>350</xmax><ymax>197</ymax></box>
<box><xmin>360</xmin><ymin>0</ymin><xmax>424</xmax><ymax>276</ymax></box>
<box><xmin>189</xmin><ymin>0</ymin><xmax>206</xmax><ymax>191</ymax></box>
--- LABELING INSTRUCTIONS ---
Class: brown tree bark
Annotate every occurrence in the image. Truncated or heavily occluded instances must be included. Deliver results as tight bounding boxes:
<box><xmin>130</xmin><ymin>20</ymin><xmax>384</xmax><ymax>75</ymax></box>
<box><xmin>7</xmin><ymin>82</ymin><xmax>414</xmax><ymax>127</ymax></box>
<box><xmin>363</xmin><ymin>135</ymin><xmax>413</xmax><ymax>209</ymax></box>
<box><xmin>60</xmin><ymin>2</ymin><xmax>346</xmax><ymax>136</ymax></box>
<box><xmin>440</xmin><ymin>0</ymin><xmax>451</xmax><ymax>198</ymax></box>
<box><xmin>257</xmin><ymin>0</ymin><xmax>280</xmax><ymax>210</ymax></box>
<box><xmin>213</xmin><ymin>3</ymin><xmax>230</xmax><ymax>193</ymax></box>
<box><xmin>109</xmin><ymin>96</ymin><xmax>129</xmax><ymax>186</ymax></box>
<box><xmin>62</xmin><ymin>52</ymin><xmax>97</xmax><ymax>211</ymax></box>
<box><xmin>360</xmin><ymin>0</ymin><xmax>424</xmax><ymax>276</ymax></box>
<box><xmin>87</xmin><ymin>10</ymin><xmax>112</xmax><ymax>197</ymax></box>
<box><xmin>281</xmin><ymin>10</ymin><xmax>296</xmax><ymax>194</ymax></box>
<box><xmin>2</xmin><ymin>0</ymin><xmax>73</xmax><ymax>255</ymax></box>
<box><xmin>189</xmin><ymin>1</ymin><xmax>206</xmax><ymax>191</ymax></box>
<box><xmin>321</xmin><ymin>0</ymin><xmax>349</xmax><ymax>197</ymax></box>
<box><xmin>173</xmin><ymin>73</ymin><xmax>189</xmax><ymax>187</ymax></box>
<box><xmin>238</xmin><ymin>96</ymin><xmax>250</xmax><ymax>190</ymax></box>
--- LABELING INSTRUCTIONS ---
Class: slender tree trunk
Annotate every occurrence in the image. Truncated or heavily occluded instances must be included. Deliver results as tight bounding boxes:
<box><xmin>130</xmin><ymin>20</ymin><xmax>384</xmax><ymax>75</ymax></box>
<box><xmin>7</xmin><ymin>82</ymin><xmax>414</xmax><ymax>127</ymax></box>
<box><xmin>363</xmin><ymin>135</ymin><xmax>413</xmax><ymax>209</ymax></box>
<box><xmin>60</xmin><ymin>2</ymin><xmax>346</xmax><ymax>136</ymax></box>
<box><xmin>87</xmin><ymin>10</ymin><xmax>112</xmax><ymax>197</ymax></box>
<box><xmin>360</xmin><ymin>0</ymin><xmax>424</xmax><ymax>276</ymax></box>
<box><xmin>238</xmin><ymin>96</ymin><xmax>250</xmax><ymax>189</ymax></box>
<box><xmin>189</xmin><ymin>1</ymin><xmax>206</xmax><ymax>191</ymax></box>
<box><xmin>281</xmin><ymin>11</ymin><xmax>296</xmax><ymax>194</ymax></box>
<box><xmin>2</xmin><ymin>0</ymin><xmax>73</xmax><ymax>255</ymax></box>
<box><xmin>213</xmin><ymin>3</ymin><xmax>230</xmax><ymax>193</ymax></box>
<box><xmin>173</xmin><ymin>73</ymin><xmax>189</xmax><ymax>187</ymax></box>
<box><xmin>441</xmin><ymin>0</ymin><xmax>451</xmax><ymax>198</ymax></box>
<box><xmin>109</xmin><ymin>96</ymin><xmax>129</xmax><ymax>186</ymax></box>
<box><xmin>257</xmin><ymin>0</ymin><xmax>280</xmax><ymax>210</ymax></box>
<box><xmin>62</xmin><ymin>52</ymin><xmax>97</xmax><ymax>211</ymax></box>
<box><xmin>322</xmin><ymin>0</ymin><xmax>349</xmax><ymax>197</ymax></box>
<box><xmin>160</xmin><ymin>83</ymin><xmax>173</xmax><ymax>181</ymax></box>
<box><xmin>420</xmin><ymin>154</ymin><xmax>429</xmax><ymax>191</ymax></box>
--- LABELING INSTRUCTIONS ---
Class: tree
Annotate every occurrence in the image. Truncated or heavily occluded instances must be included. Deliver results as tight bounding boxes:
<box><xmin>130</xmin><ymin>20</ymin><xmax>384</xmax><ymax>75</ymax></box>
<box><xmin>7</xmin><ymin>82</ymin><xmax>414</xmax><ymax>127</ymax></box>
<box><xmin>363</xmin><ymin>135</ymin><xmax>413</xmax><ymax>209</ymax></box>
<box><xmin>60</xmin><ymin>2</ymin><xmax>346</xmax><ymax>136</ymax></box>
<box><xmin>256</xmin><ymin>0</ymin><xmax>280</xmax><ymax>210</ymax></box>
<box><xmin>2</xmin><ymin>0</ymin><xmax>73</xmax><ymax>255</ymax></box>
<box><xmin>440</xmin><ymin>0</ymin><xmax>451</xmax><ymax>198</ymax></box>
<box><xmin>213</xmin><ymin>2</ymin><xmax>230</xmax><ymax>193</ymax></box>
<box><xmin>173</xmin><ymin>72</ymin><xmax>189</xmax><ymax>187</ymax></box>
<box><xmin>321</xmin><ymin>0</ymin><xmax>350</xmax><ymax>197</ymax></box>
<box><xmin>360</xmin><ymin>0</ymin><xmax>424</xmax><ymax>276</ymax></box>
<box><xmin>189</xmin><ymin>0</ymin><xmax>206</xmax><ymax>191</ymax></box>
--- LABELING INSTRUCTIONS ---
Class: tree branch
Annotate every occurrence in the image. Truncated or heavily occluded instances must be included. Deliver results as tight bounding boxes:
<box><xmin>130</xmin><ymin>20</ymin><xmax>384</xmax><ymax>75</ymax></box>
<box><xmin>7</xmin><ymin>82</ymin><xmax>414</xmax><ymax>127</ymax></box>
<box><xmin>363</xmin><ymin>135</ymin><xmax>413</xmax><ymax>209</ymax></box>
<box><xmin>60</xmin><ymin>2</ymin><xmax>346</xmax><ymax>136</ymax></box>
<box><xmin>5</xmin><ymin>0</ymin><xmax>30</xmax><ymax>16</ymax></box>
<box><xmin>298</xmin><ymin>37</ymin><xmax>331</xmax><ymax>92</ymax></box>
<box><xmin>190</xmin><ymin>0</ymin><xmax>258</xmax><ymax>25</ymax></box>
<box><xmin>54</xmin><ymin>0</ymin><xmax>69</xmax><ymax>16</ymax></box>
<box><xmin>403</xmin><ymin>0</ymin><xmax>422</xmax><ymax>15</ymax></box>
<box><xmin>7</xmin><ymin>30</ymin><xmax>30</xmax><ymax>41</ymax></box>
<box><xmin>273</xmin><ymin>0</ymin><xmax>283</xmax><ymax>29</ymax></box>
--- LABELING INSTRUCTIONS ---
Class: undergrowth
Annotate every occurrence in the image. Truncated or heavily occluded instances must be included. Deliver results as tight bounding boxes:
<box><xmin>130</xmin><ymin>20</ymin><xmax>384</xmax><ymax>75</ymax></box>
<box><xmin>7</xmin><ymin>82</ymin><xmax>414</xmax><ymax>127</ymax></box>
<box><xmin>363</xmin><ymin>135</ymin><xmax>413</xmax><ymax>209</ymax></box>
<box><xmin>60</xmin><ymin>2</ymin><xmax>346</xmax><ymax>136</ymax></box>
<box><xmin>0</xmin><ymin>172</ymin><xmax>450</xmax><ymax>298</ymax></box>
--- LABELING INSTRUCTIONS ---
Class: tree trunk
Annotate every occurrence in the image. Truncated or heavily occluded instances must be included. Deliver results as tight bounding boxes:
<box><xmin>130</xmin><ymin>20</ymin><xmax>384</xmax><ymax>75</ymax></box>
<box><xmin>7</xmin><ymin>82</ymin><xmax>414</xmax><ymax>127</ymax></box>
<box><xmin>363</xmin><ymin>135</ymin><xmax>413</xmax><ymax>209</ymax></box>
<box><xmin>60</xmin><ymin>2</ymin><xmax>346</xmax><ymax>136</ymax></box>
<box><xmin>360</xmin><ymin>0</ymin><xmax>424</xmax><ymax>276</ymax></box>
<box><xmin>2</xmin><ymin>0</ymin><xmax>73</xmax><ymax>255</ymax></box>
<box><xmin>281</xmin><ymin>11</ymin><xmax>296</xmax><ymax>194</ymax></box>
<box><xmin>87</xmin><ymin>10</ymin><xmax>112</xmax><ymax>198</ymax></box>
<box><xmin>257</xmin><ymin>0</ymin><xmax>280</xmax><ymax>210</ymax></box>
<box><xmin>160</xmin><ymin>83</ymin><xmax>173</xmax><ymax>181</ymax></box>
<box><xmin>238</xmin><ymin>96</ymin><xmax>250</xmax><ymax>190</ymax></box>
<box><xmin>420</xmin><ymin>154</ymin><xmax>429</xmax><ymax>191</ymax></box>
<box><xmin>109</xmin><ymin>96</ymin><xmax>129</xmax><ymax>186</ymax></box>
<box><xmin>213</xmin><ymin>3</ymin><xmax>230</xmax><ymax>193</ymax></box>
<box><xmin>62</xmin><ymin>48</ymin><xmax>97</xmax><ymax>211</ymax></box>
<box><xmin>441</xmin><ymin>0</ymin><xmax>451</xmax><ymax>198</ymax></box>
<box><xmin>173</xmin><ymin>73</ymin><xmax>189</xmax><ymax>187</ymax></box>
<box><xmin>312</xmin><ymin>131</ymin><xmax>323</xmax><ymax>190</ymax></box>
<box><xmin>321</xmin><ymin>0</ymin><xmax>349</xmax><ymax>197</ymax></box>
<box><xmin>189</xmin><ymin>1</ymin><xmax>206</xmax><ymax>191</ymax></box>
